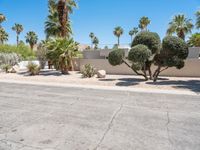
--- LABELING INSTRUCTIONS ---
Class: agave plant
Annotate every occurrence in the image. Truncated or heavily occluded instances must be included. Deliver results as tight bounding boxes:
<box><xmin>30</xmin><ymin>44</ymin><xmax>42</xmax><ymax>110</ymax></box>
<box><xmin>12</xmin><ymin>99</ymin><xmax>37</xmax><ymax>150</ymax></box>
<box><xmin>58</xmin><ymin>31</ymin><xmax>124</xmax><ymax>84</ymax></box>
<box><xmin>45</xmin><ymin>38</ymin><xmax>80</xmax><ymax>74</ymax></box>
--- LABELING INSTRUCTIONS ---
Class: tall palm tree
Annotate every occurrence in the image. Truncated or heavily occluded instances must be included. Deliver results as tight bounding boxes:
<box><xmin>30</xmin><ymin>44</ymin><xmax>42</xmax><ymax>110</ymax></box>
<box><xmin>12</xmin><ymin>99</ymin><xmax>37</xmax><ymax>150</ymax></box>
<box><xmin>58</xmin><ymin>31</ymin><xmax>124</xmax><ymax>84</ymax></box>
<box><xmin>25</xmin><ymin>31</ymin><xmax>38</xmax><ymax>50</ymax></box>
<box><xmin>139</xmin><ymin>16</ymin><xmax>150</xmax><ymax>31</ymax></box>
<box><xmin>129</xmin><ymin>27</ymin><xmax>138</xmax><ymax>42</ymax></box>
<box><xmin>45</xmin><ymin>0</ymin><xmax>77</xmax><ymax>38</ymax></box>
<box><xmin>196</xmin><ymin>10</ymin><xmax>200</xmax><ymax>29</ymax></box>
<box><xmin>167</xmin><ymin>14</ymin><xmax>194</xmax><ymax>40</ymax></box>
<box><xmin>57</xmin><ymin>0</ymin><xmax>77</xmax><ymax>38</ymax></box>
<box><xmin>12</xmin><ymin>23</ymin><xmax>24</xmax><ymax>45</ymax></box>
<box><xmin>0</xmin><ymin>13</ymin><xmax>6</xmax><ymax>25</ymax></box>
<box><xmin>92</xmin><ymin>36</ymin><xmax>99</xmax><ymax>50</ymax></box>
<box><xmin>45</xmin><ymin>0</ymin><xmax>72</xmax><ymax>38</ymax></box>
<box><xmin>113</xmin><ymin>26</ymin><xmax>123</xmax><ymax>46</ymax></box>
<box><xmin>0</xmin><ymin>27</ymin><xmax>8</xmax><ymax>44</ymax></box>
<box><xmin>89</xmin><ymin>32</ymin><xmax>95</xmax><ymax>48</ymax></box>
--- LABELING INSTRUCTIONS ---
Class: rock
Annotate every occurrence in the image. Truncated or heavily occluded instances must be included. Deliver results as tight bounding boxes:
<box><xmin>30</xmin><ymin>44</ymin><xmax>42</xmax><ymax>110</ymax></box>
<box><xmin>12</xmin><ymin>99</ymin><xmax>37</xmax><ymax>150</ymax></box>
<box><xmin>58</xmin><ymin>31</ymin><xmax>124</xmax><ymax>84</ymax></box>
<box><xmin>12</xmin><ymin>65</ymin><xmax>20</xmax><ymax>73</ymax></box>
<box><xmin>97</xmin><ymin>70</ymin><xmax>106</xmax><ymax>78</ymax></box>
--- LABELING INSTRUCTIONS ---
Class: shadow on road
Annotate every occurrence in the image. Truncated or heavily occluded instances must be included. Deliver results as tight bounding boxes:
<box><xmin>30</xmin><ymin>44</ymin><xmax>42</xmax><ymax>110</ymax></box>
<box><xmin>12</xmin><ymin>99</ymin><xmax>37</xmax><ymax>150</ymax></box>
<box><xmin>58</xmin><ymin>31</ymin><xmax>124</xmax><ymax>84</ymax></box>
<box><xmin>115</xmin><ymin>78</ymin><xmax>144</xmax><ymax>86</ymax></box>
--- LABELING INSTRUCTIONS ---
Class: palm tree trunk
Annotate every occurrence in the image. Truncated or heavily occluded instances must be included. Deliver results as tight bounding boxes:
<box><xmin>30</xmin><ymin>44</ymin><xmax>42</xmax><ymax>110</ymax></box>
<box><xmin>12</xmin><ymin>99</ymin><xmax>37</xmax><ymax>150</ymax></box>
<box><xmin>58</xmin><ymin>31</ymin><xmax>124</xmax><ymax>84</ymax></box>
<box><xmin>17</xmin><ymin>34</ymin><xmax>19</xmax><ymax>46</ymax></box>
<box><xmin>118</xmin><ymin>37</ymin><xmax>120</xmax><ymax>46</ymax></box>
<box><xmin>57</xmin><ymin>0</ymin><xmax>68</xmax><ymax>38</ymax></box>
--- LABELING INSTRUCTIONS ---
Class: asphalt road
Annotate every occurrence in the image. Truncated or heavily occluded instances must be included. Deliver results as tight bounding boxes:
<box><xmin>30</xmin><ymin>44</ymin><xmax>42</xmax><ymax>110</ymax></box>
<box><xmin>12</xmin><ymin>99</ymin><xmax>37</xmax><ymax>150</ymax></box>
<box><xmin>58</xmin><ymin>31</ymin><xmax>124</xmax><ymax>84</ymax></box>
<box><xmin>0</xmin><ymin>82</ymin><xmax>200</xmax><ymax>150</ymax></box>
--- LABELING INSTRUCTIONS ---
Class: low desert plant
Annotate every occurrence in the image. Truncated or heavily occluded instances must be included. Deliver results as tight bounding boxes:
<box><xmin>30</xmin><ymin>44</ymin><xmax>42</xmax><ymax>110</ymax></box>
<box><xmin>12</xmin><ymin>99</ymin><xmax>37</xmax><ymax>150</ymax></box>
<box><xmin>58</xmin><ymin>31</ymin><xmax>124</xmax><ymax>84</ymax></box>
<box><xmin>27</xmin><ymin>62</ymin><xmax>40</xmax><ymax>76</ymax></box>
<box><xmin>81</xmin><ymin>64</ymin><xmax>96</xmax><ymax>78</ymax></box>
<box><xmin>1</xmin><ymin>64</ymin><xmax>11</xmax><ymax>73</ymax></box>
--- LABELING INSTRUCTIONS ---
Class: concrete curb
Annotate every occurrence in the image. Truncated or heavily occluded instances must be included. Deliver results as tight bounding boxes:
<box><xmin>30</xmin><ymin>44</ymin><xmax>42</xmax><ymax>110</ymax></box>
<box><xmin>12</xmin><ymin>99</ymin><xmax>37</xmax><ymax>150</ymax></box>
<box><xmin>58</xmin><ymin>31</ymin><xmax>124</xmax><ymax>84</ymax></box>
<box><xmin>0</xmin><ymin>79</ymin><xmax>199</xmax><ymax>96</ymax></box>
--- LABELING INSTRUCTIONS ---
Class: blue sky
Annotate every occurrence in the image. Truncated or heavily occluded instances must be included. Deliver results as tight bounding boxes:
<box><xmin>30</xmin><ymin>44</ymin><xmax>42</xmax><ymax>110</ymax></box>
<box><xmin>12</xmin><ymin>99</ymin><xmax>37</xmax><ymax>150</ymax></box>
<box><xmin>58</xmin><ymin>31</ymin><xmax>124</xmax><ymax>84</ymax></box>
<box><xmin>0</xmin><ymin>0</ymin><xmax>200</xmax><ymax>47</ymax></box>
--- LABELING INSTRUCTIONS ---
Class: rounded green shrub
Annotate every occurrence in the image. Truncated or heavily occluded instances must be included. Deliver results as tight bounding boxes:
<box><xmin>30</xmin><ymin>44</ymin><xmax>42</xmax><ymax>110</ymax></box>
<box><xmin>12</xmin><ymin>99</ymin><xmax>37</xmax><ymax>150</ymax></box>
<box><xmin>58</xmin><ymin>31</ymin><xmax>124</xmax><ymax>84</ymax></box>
<box><xmin>108</xmin><ymin>49</ymin><xmax>125</xmax><ymax>66</ymax></box>
<box><xmin>132</xmin><ymin>31</ymin><xmax>161</xmax><ymax>54</ymax></box>
<box><xmin>128</xmin><ymin>44</ymin><xmax>152</xmax><ymax>63</ymax></box>
<box><xmin>162</xmin><ymin>36</ymin><xmax>188</xmax><ymax>59</ymax></box>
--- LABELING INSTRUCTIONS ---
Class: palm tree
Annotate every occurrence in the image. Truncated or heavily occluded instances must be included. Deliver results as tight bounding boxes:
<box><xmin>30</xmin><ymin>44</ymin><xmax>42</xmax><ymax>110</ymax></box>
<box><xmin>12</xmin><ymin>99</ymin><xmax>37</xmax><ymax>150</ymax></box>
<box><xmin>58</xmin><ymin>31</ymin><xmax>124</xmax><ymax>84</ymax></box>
<box><xmin>129</xmin><ymin>27</ymin><xmax>138</xmax><ymax>42</ymax></box>
<box><xmin>25</xmin><ymin>31</ymin><xmax>38</xmax><ymax>50</ymax></box>
<box><xmin>0</xmin><ymin>13</ymin><xmax>6</xmax><ymax>25</ymax></box>
<box><xmin>167</xmin><ymin>14</ymin><xmax>194</xmax><ymax>40</ymax></box>
<box><xmin>139</xmin><ymin>16</ymin><xmax>150</xmax><ymax>31</ymax></box>
<box><xmin>113</xmin><ymin>26</ymin><xmax>123</xmax><ymax>46</ymax></box>
<box><xmin>0</xmin><ymin>27</ymin><xmax>8</xmax><ymax>44</ymax></box>
<box><xmin>57</xmin><ymin>0</ymin><xmax>77</xmax><ymax>38</ymax></box>
<box><xmin>92</xmin><ymin>36</ymin><xmax>99</xmax><ymax>50</ymax></box>
<box><xmin>89</xmin><ymin>32</ymin><xmax>95</xmax><ymax>48</ymax></box>
<box><xmin>196</xmin><ymin>10</ymin><xmax>200</xmax><ymax>29</ymax></box>
<box><xmin>12</xmin><ymin>23</ymin><xmax>24</xmax><ymax>45</ymax></box>
<box><xmin>45</xmin><ymin>38</ymin><xmax>79</xmax><ymax>74</ymax></box>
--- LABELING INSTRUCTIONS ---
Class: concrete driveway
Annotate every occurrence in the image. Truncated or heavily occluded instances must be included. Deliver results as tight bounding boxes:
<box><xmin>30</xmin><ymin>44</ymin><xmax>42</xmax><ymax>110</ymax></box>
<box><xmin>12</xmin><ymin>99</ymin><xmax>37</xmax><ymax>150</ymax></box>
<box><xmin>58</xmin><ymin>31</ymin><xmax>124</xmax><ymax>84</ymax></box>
<box><xmin>0</xmin><ymin>82</ymin><xmax>200</xmax><ymax>150</ymax></box>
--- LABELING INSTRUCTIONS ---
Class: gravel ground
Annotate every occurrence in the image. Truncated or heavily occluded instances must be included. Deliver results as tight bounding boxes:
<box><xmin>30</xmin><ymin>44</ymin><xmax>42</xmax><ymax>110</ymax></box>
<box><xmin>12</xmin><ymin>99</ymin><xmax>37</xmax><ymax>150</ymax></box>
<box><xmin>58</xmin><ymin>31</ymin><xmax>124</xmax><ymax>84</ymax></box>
<box><xmin>0</xmin><ymin>70</ymin><xmax>200</xmax><ymax>94</ymax></box>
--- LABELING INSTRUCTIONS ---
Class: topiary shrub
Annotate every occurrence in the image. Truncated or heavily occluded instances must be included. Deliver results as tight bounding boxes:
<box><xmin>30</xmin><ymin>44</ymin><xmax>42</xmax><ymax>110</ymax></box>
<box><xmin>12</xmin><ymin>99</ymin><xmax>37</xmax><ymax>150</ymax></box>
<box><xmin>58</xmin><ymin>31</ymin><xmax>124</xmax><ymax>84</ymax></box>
<box><xmin>26</xmin><ymin>62</ymin><xmax>40</xmax><ymax>76</ymax></box>
<box><xmin>132</xmin><ymin>31</ymin><xmax>161</xmax><ymax>54</ymax></box>
<box><xmin>108</xmin><ymin>32</ymin><xmax>189</xmax><ymax>81</ymax></box>
<box><xmin>153</xmin><ymin>36</ymin><xmax>188</xmax><ymax>81</ymax></box>
<box><xmin>108</xmin><ymin>49</ymin><xmax>125</xmax><ymax>66</ymax></box>
<box><xmin>81</xmin><ymin>64</ymin><xmax>96</xmax><ymax>78</ymax></box>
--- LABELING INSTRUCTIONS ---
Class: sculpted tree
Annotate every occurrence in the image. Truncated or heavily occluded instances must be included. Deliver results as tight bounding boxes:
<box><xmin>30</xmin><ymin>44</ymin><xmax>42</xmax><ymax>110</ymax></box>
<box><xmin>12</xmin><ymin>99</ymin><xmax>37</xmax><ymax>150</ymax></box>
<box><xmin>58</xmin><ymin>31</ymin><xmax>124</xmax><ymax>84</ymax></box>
<box><xmin>108</xmin><ymin>31</ymin><xmax>189</xmax><ymax>82</ymax></box>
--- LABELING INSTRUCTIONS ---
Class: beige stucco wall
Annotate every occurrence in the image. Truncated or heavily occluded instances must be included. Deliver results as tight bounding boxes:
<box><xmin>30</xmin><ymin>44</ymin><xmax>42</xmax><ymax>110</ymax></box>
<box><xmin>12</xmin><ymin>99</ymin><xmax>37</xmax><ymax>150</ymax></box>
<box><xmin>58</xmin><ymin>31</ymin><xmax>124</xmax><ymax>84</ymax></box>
<box><xmin>78</xmin><ymin>59</ymin><xmax>200</xmax><ymax>77</ymax></box>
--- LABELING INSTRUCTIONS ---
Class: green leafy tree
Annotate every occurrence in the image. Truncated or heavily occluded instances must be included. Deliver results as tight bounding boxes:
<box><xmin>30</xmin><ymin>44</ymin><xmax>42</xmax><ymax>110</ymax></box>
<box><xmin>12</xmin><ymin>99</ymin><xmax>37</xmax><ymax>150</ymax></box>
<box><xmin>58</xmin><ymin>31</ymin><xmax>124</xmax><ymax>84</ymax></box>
<box><xmin>25</xmin><ymin>31</ymin><xmax>38</xmax><ymax>50</ymax></box>
<box><xmin>89</xmin><ymin>32</ymin><xmax>95</xmax><ymax>48</ymax></box>
<box><xmin>0</xmin><ymin>27</ymin><xmax>8</xmax><ymax>44</ymax></box>
<box><xmin>188</xmin><ymin>33</ymin><xmax>200</xmax><ymax>47</ymax></box>
<box><xmin>45</xmin><ymin>38</ymin><xmax>80</xmax><ymax>74</ymax></box>
<box><xmin>167</xmin><ymin>14</ymin><xmax>193</xmax><ymax>40</ymax></box>
<box><xmin>139</xmin><ymin>16</ymin><xmax>150</xmax><ymax>31</ymax></box>
<box><xmin>196</xmin><ymin>10</ymin><xmax>200</xmax><ymax>29</ymax></box>
<box><xmin>154</xmin><ymin>36</ymin><xmax>188</xmax><ymax>81</ymax></box>
<box><xmin>12</xmin><ymin>23</ymin><xmax>24</xmax><ymax>45</ymax></box>
<box><xmin>113</xmin><ymin>26</ymin><xmax>123</xmax><ymax>46</ymax></box>
<box><xmin>129</xmin><ymin>27</ymin><xmax>138</xmax><ymax>42</ymax></box>
<box><xmin>108</xmin><ymin>32</ymin><xmax>188</xmax><ymax>81</ymax></box>
<box><xmin>92</xmin><ymin>36</ymin><xmax>99</xmax><ymax>50</ymax></box>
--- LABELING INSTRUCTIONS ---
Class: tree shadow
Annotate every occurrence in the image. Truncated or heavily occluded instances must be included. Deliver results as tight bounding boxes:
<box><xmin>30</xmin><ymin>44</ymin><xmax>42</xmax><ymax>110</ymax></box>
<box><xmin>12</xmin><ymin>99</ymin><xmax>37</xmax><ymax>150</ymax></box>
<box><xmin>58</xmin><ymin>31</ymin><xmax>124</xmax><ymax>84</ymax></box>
<box><xmin>146</xmin><ymin>80</ymin><xmax>200</xmax><ymax>93</ymax></box>
<box><xmin>98</xmin><ymin>79</ymin><xmax>116</xmax><ymax>82</ymax></box>
<box><xmin>116</xmin><ymin>78</ymin><xmax>144</xmax><ymax>87</ymax></box>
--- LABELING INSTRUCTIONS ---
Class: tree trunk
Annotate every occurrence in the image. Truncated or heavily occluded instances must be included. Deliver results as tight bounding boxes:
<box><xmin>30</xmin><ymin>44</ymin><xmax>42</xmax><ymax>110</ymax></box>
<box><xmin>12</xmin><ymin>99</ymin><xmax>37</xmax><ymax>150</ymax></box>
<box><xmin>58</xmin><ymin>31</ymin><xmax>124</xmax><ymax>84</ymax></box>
<box><xmin>17</xmin><ymin>34</ymin><xmax>19</xmax><ymax>46</ymax></box>
<box><xmin>118</xmin><ymin>37</ymin><xmax>120</xmax><ymax>46</ymax></box>
<box><xmin>30</xmin><ymin>44</ymin><xmax>34</xmax><ymax>51</ymax></box>
<box><xmin>57</xmin><ymin>0</ymin><xmax>68</xmax><ymax>38</ymax></box>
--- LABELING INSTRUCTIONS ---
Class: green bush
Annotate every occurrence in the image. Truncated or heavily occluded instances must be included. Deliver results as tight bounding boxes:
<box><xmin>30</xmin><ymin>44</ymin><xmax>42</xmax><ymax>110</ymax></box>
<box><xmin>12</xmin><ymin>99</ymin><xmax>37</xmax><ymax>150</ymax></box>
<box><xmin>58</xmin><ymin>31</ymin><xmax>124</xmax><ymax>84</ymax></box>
<box><xmin>36</xmin><ymin>44</ymin><xmax>47</xmax><ymax>69</ymax></box>
<box><xmin>1</xmin><ymin>64</ymin><xmax>11</xmax><ymax>73</ymax></box>
<box><xmin>108</xmin><ymin>49</ymin><xmax>125</xmax><ymax>66</ymax></box>
<box><xmin>132</xmin><ymin>31</ymin><xmax>161</xmax><ymax>54</ymax></box>
<box><xmin>81</xmin><ymin>64</ymin><xmax>96</xmax><ymax>78</ymax></box>
<box><xmin>188</xmin><ymin>33</ymin><xmax>200</xmax><ymax>47</ymax></box>
<box><xmin>26</xmin><ymin>62</ymin><xmax>40</xmax><ymax>76</ymax></box>
<box><xmin>0</xmin><ymin>44</ymin><xmax>35</xmax><ymax>60</ymax></box>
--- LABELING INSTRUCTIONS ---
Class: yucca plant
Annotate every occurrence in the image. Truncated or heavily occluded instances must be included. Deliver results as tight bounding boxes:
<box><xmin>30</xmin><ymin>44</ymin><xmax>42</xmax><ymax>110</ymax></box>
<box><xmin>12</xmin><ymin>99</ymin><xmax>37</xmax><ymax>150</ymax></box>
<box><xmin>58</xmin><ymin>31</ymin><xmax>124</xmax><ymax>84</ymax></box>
<box><xmin>1</xmin><ymin>64</ymin><xmax>11</xmax><ymax>73</ymax></box>
<box><xmin>27</xmin><ymin>62</ymin><xmax>40</xmax><ymax>75</ymax></box>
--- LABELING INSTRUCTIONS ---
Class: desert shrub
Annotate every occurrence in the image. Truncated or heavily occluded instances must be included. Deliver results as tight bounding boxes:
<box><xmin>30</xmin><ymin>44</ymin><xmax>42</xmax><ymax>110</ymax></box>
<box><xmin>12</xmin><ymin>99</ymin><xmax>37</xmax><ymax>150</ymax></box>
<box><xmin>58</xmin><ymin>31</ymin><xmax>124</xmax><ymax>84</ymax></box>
<box><xmin>26</xmin><ymin>62</ymin><xmax>40</xmax><ymax>76</ymax></box>
<box><xmin>0</xmin><ymin>44</ymin><xmax>35</xmax><ymax>60</ymax></box>
<box><xmin>36</xmin><ymin>44</ymin><xmax>47</xmax><ymax>69</ymax></box>
<box><xmin>1</xmin><ymin>64</ymin><xmax>11</xmax><ymax>73</ymax></box>
<box><xmin>0</xmin><ymin>53</ymin><xmax>21</xmax><ymax>66</ymax></box>
<box><xmin>81</xmin><ymin>64</ymin><xmax>96</xmax><ymax>78</ymax></box>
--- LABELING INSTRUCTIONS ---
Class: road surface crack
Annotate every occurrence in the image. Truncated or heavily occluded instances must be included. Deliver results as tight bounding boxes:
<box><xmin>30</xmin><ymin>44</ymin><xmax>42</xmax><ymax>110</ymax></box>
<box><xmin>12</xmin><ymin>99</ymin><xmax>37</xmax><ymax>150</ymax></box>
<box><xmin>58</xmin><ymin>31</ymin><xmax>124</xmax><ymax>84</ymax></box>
<box><xmin>94</xmin><ymin>104</ymin><xmax>123</xmax><ymax>150</ymax></box>
<box><xmin>166</xmin><ymin>111</ymin><xmax>174</xmax><ymax>150</ymax></box>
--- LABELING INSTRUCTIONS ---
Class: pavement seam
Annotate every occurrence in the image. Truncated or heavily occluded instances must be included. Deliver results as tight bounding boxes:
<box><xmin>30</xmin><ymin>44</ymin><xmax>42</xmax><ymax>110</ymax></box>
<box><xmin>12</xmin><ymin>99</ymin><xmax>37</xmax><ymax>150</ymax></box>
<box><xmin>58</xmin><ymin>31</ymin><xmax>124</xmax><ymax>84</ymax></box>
<box><xmin>93</xmin><ymin>104</ymin><xmax>123</xmax><ymax>150</ymax></box>
<box><xmin>166</xmin><ymin>111</ymin><xmax>174</xmax><ymax>150</ymax></box>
